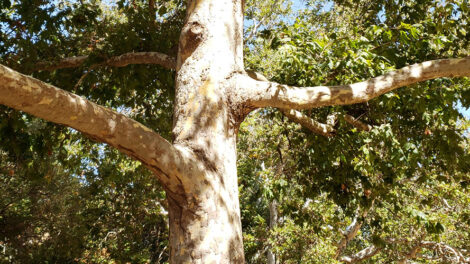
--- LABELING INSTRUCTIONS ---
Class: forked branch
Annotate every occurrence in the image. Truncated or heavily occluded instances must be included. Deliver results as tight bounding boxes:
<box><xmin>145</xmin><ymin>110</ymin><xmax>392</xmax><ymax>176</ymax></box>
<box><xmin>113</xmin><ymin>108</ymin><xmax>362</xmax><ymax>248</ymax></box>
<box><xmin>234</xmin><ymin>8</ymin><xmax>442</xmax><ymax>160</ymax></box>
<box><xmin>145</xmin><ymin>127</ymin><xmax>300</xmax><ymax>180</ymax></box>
<box><xmin>0</xmin><ymin>64</ymin><xmax>190</xmax><ymax>195</ymax></box>
<box><xmin>237</xmin><ymin>57</ymin><xmax>470</xmax><ymax>109</ymax></box>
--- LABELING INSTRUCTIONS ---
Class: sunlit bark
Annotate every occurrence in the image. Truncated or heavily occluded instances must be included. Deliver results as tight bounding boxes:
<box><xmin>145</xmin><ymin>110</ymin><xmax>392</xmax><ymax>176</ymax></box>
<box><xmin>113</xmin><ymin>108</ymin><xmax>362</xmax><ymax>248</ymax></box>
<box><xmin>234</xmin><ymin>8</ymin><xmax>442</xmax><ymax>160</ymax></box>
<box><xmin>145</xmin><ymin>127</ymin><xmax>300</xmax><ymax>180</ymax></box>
<box><xmin>0</xmin><ymin>64</ymin><xmax>191</xmax><ymax>197</ymax></box>
<box><xmin>237</xmin><ymin>57</ymin><xmax>470</xmax><ymax>109</ymax></box>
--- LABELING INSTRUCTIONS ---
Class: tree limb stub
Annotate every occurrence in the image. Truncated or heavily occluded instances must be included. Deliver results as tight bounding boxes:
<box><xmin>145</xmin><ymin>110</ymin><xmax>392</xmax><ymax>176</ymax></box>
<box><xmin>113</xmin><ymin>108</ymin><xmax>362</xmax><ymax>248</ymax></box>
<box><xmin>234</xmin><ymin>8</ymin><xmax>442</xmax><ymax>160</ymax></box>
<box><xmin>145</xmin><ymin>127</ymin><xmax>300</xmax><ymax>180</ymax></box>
<box><xmin>35</xmin><ymin>51</ymin><xmax>176</xmax><ymax>71</ymax></box>
<box><xmin>0</xmin><ymin>63</ymin><xmax>191</xmax><ymax>196</ymax></box>
<box><xmin>238</xmin><ymin>57</ymin><xmax>470</xmax><ymax>109</ymax></box>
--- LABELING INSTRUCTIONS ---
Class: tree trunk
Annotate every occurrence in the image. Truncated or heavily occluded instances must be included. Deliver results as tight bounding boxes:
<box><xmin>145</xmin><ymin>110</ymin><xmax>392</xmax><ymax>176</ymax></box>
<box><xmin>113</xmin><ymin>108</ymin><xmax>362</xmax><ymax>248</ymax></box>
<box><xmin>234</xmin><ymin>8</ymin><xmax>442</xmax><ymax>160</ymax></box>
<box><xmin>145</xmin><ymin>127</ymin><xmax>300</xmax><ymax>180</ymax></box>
<box><xmin>267</xmin><ymin>200</ymin><xmax>278</xmax><ymax>264</ymax></box>
<box><xmin>3</xmin><ymin>0</ymin><xmax>470</xmax><ymax>263</ymax></box>
<box><xmin>168</xmin><ymin>0</ymin><xmax>246</xmax><ymax>262</ymax></box>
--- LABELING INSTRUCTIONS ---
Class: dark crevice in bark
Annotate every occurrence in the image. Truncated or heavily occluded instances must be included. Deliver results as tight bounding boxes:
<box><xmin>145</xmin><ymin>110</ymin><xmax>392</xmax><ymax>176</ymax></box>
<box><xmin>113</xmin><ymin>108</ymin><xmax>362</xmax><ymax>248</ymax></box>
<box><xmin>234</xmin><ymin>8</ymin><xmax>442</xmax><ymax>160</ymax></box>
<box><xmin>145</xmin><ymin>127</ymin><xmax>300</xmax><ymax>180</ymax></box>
<box><xmin>178</xmin><ymin>21</ymin><xmax>206</xmax><ymax>66</ymax></box>
<box><xmin>191</xmin><ymin>147</ymin><xmax>218</xmax><ymax>173</ymax></box>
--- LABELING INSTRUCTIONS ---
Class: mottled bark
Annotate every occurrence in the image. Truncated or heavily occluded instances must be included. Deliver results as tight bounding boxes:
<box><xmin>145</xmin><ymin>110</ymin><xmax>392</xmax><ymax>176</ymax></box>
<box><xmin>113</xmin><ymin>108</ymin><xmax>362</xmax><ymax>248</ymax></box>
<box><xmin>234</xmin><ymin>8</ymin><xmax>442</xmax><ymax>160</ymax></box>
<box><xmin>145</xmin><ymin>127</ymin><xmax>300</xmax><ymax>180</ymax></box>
<box><xmin>236</xmin><ymin>57</ymin><xmax>470</xmax><ymax>109</ymax></box>
<box><xmin>0</xmin><ymin>64</ymin><xmax>190</xmax><ymax>197</ymax></box>
<box><xmin>339</xmin><ymin>245</ymin><xmax>381</xmax><ymax>263</ymax></box>
<box><xmin>1</xmin><ymin>0</ymin><xmax>470</xmax><ymax>263</ymax></box>
<box><xmin>340</xmin><ymin>240</ymin><xmax>470</xmax><ymax>263</ymax></box>
<box><xmin>336</xmin><ymin>201</ymin><xmax>374</xmax><ymax>259</ymax></box>
<box><xmin>398</xmin><ymin>243</ymin><xmax>421</xmax><ymax>264</ymax></box>
<box><xmin>168</xmin><ymin>0</ymin><xmax>246</xmax><ymax>262</ymax></box>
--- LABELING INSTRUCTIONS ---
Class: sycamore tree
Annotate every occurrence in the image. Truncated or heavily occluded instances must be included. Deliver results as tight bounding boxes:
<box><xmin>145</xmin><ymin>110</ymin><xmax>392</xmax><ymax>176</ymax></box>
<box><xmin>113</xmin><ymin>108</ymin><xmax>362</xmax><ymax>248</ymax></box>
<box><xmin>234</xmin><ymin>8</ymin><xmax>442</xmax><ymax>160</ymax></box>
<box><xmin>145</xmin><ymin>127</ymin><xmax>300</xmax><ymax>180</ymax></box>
<box><xmin>0</xmin><ymin>0</ymin><xmax>469</xmax><ymax>263</ymax></box>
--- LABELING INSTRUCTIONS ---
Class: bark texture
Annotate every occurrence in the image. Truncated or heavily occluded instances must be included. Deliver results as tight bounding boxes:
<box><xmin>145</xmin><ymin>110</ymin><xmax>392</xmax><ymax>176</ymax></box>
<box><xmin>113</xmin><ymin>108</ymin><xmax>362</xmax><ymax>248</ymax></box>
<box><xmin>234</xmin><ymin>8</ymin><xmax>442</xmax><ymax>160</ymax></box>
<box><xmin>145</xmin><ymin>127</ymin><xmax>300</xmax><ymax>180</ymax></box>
<box><xmin>339</xmin><ymin>245</ymin><xmax>381</xmax><ymax>263</ymax></box>
<box><xmin>344</xmin><ymin>115</ymin><xmax>372</xmax><ymax>131</ymax></box>
<box><xmin>0</xmin><ymin>64</ymin><xmax>190</xmax><ymax>196</ymax></box>
<box><xmin>236</xmin><ymin>57</ymin><xmax>470</xmax><ymax>109</ymax></box>
<box><xmin>168</xmin><ymin>0</ymin><xmax>246</xmax><ymax>262</ymax></box>
<box><xmin>1</xmin><ymin>0</ymin><xmax>470</xmax><ymax>263</ymax></box>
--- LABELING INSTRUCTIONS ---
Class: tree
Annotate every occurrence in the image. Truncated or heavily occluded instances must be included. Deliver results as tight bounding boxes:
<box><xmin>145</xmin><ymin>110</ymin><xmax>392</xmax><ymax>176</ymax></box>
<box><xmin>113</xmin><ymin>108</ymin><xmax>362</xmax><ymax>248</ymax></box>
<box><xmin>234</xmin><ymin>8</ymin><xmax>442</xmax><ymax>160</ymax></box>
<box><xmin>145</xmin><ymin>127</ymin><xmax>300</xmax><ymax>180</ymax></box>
<box><xmin>0</xmin><ymin>0</ymin><xmax>469</xmax><ymax>262</ymax></box>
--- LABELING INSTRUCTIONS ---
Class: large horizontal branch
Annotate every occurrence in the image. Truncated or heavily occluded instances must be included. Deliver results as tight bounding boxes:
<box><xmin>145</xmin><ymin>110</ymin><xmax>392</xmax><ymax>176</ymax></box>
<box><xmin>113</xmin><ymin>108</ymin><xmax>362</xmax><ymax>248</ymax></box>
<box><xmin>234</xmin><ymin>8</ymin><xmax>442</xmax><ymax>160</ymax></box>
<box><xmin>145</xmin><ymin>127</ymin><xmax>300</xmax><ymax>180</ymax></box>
<box><xmin>0</xmin><ymin>64</ymin><xmax>191</xmax><ymax>197</ymax></box>
<box><xmin>35</xmin><ymin>51</ymin><xmax>176</xmax><ymax>71</ymax></box>
<box><xmin>237</xmin><ymin>57</ymin><xmax>470</xmax><ymax>109</ymax></box>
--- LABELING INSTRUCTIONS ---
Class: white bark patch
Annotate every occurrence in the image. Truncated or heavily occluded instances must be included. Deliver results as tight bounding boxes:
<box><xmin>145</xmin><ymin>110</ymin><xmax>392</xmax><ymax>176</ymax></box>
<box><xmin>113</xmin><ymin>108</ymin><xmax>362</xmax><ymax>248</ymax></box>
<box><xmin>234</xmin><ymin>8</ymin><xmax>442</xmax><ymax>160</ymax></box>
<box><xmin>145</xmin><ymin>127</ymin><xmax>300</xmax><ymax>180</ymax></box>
<box><xmin>108</xmin><ymin>119</ymin><xmax>116</xmax><ymax>133</ymax></box>
<box><xmin>409</xmin><ymin>64</ymin><xmax>423</xmax><ymax>78</ymax></box>
<box><xmin>350</xmin><ymin>82</ymin><xmax>368</xmax><ymax>98</ymax></box>
<box><xmin>373</xmin><ymin>75</ymin><xmax>394</xmax><ymax>90</ymax></box>
<box><xmin>421</xmin><ymin>60</ymin><xmax>433</xmax><ymax>68</ymax></box>
<box><xmin>133</xmin><ymin>122</ymin><xmax>153</xmax><ymax>132</ymax></box>
<box><xmin>38</xmin><ymin>97</ymin><xmax>53</xmax><ymax>105</ymax></box>
<box><xmin>160</xmin><ymin>153</ymin><xmax>170</xmax><ymax>166</ymax></box>
<box><xmin>21</xmin><ymin>85</ymin><xmax>32</xmax><ymax>92</ymax></box>
<box><xmin>77</xmin><ymin>97</ymin><xmax>87</xmax><ymax>108</ymax></box>
<box><xmin>199</xmin><ymin>78</ymin><xmax>217</xmax><ymax>103</ymax></box>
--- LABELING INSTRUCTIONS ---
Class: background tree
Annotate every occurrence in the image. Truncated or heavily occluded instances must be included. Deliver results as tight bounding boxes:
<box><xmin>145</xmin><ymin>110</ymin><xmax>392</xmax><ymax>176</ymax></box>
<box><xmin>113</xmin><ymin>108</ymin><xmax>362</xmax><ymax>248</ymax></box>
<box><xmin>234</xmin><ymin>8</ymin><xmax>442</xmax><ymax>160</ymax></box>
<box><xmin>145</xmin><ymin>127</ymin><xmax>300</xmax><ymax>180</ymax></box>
<box><xmin>1</xmin><ymin>0</ymin><xmax>469</xmax><ymax>263</ymax></box>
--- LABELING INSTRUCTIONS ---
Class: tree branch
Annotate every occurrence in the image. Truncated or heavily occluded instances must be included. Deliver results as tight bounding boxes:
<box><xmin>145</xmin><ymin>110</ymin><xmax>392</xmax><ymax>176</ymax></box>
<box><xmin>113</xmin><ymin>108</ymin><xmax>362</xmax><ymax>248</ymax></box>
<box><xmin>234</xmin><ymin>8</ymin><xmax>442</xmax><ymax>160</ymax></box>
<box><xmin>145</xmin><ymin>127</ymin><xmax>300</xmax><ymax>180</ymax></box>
<box><xmin>280</xmin><ymin>109</ymin><xmax>334</xmax><ymax>137</ymax></box>
<box><xmin>0</xmin><ymin>64</ymin><xmax>190</xmax><ymax>196</ymax></box>
<box><xmin>35</xmin><ymin>51</ymin><xmax>176</xmax><ymax>71</ymax></box>
<box><xmin>339</xmin><ymin>237</ymin><xmax>470</xmax><ymax>263</ymax></box>
<box><xmin>420</xmin><ymin>241</ymin><xmax>470</xmax><ymax>263</ymax></box>
<box><xmin>344</xmin><ymin>115</ymin><xmax>372</xmax><ymax>131</ymax></box>
<box><xmin>237</xmin><ymin>57</ymin><xmax>470</xmax><ymax>109</ymax></box>
<box><xmin>339</xmin><ymin>245</ymin><xmax>381</xmax><ymax>263</ymax></box>
<box><xmin>398</xmin><ymin>242</ymin><xmax>422</xmax><ymax>264</ymax></box>
<box><xmin>336</xmin><ymin>200</ymin><xmax>375</xmax><ymax>259</ymax></box>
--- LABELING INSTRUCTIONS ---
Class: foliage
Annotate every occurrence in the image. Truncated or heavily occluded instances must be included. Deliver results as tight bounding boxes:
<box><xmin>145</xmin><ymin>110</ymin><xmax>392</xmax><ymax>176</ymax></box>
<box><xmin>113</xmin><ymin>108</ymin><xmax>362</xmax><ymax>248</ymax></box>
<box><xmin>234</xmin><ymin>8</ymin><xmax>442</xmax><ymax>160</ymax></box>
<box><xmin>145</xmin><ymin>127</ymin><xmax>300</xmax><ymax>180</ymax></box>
<box><xmin>0</xmin><ymin>0</ymin><xmax>176</xmax><ymax>262</ymax></box>
<box><xmin>240</xmin><ymin>0</ymin><xmax>470</xmax><ymax>262</ymax></box>
<box><xmin>1</xmin><ymin>0</ymin><xmax>469</xmax><ymax>263</ymax></box>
